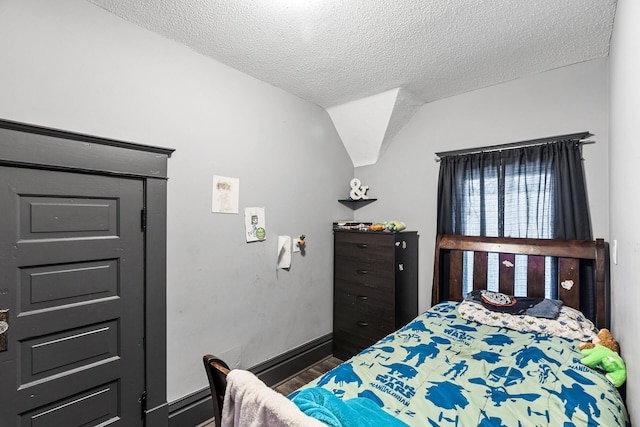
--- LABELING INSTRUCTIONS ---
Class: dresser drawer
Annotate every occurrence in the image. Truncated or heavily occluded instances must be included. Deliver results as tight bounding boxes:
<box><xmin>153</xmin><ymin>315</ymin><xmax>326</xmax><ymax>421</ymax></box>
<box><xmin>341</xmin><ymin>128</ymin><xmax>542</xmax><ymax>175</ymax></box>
<box><xmin>334</xmin><ymin>232</ymin><xmax>394</xmax><ymax>261</ymax></box>
<box><xmin>333</xmin><ymin>315</ymin><xmax>394</xmax><ymax>344</ymax></box>
<box><xmin>334</xmin><ymin>257</ymin><xmax>394</xmax><ymax>283</ymax></box>
<box><xmin>333</xmin><ymin>315</ymin><xmax>395</xmax><ymax>355</ymax></box>
<box><xmin>334</xmin><ymin>295</ymin><xmax>394</xmax><ymax>324</ymax></box>
<box><xmin>333</xmin><ymin>332</ymin><xmax>373</xmax><ymax>360</ymax></box>
<box><xmin>334</xmin><ymin>280</ymin><xmax>393</xmax><ymax>308</ymax></box>
<box><xmin>333</xmin><ymin>330</ymin><xmax>386</xmax><ymax>360</ymax></box>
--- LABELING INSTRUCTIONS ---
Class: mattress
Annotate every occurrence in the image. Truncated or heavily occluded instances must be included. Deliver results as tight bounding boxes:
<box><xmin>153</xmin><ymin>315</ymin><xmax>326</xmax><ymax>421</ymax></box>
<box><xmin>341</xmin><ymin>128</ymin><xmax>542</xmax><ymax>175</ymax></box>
<box><xmin>294</xmin><ymin>302</ymin><xmax>629</xmax><ymax>426</ymax></box>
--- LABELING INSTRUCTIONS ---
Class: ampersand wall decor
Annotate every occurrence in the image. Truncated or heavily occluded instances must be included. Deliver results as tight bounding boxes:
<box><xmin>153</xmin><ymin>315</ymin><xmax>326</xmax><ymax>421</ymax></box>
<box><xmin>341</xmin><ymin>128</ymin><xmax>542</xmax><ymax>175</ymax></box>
<box><xmin>349</xmin><ymin>178</ymin><xmax>369</xmax><ymax>200</ymax></box>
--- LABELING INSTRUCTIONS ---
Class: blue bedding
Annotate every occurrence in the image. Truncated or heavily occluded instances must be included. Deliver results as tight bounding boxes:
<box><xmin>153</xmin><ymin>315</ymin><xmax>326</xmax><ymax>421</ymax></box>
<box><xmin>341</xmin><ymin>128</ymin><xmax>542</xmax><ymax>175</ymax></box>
<box><xmin>295</xmin><ymin>302</ymin><xmax>629</xmax><ymax>426</ymax></box>
<box><xmin>290</xmin><ymin>387</ymin><xmax>408</xmax><ymax>427</ymax></box>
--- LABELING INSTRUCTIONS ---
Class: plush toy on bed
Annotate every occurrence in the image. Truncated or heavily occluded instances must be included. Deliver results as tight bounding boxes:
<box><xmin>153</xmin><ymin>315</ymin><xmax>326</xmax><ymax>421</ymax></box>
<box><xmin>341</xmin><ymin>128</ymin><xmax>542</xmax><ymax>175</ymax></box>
<box><xmin>578</xmin><ymin>328</ymin><xmax>627</xmax><ymax>387</ymax></box>
<box><xmin>579</xmin><ymin>328</ymin><xmax>619</xmax><ymax>353</ymax></box>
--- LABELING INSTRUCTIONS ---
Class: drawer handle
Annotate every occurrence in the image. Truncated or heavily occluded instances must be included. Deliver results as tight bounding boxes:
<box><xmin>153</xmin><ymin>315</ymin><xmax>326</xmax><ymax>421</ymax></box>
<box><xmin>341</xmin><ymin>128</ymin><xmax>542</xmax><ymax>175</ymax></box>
<box><xmin>356</xmin><ymin>244</ymin><xmax>368</xmax><ymax>249</ymax></box>
<box><xmin>356</xmin><ymin>269</ymin><xmax>368</xmax><ymax>275</ymax></box>
<box><xmin>357</xmin><ymin>321</ymin><xmax>369</xmax><ymax>327</ymax></box>
<box><xmin>356</xmin><ymin>295</ymin><xmax>368</xmax><ymax>301</ymax></box>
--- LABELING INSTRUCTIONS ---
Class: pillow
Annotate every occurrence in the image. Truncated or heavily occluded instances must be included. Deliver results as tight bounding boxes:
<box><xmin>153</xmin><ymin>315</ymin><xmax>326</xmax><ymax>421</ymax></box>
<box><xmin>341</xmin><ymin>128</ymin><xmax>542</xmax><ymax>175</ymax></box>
<box><xmin>457</xmin><ymin>300</ymin><xmax>596</xmax><ymax>341</ymax></box>
<box><xmin>525</xmin><ymin>298</ymin><xmax>563</xmax><ymax>319</ymax></box>
<box><xmin>465</xmin><ymin>290</ymin><xmax>562</xmax><ymax>319</ymax></box>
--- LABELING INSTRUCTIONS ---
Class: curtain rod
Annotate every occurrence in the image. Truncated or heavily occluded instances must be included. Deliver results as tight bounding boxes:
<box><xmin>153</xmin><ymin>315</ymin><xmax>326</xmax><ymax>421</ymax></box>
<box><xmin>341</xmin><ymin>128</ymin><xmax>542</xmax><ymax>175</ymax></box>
<box><xmin>434</xmin><ymin>131</ymin><xmax>592</xmax><ymax>160</ymax></box>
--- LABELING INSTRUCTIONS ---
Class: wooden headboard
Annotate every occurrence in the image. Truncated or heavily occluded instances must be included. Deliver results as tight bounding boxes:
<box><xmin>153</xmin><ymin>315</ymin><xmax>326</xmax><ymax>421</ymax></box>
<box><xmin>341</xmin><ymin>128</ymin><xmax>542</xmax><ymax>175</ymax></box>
<box><xmin>432</xmin><ymin>234</ymin><xmax>609</xmax><ymax>329</ymax></box>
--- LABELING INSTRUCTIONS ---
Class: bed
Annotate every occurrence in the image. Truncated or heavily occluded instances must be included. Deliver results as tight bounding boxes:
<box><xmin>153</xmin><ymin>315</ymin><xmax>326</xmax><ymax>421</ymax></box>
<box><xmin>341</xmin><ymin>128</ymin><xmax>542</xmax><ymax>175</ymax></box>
<box><xmin>205</xmin><ymin>234</ymin><xmax>629</xmax><ymax>427</ymax></box>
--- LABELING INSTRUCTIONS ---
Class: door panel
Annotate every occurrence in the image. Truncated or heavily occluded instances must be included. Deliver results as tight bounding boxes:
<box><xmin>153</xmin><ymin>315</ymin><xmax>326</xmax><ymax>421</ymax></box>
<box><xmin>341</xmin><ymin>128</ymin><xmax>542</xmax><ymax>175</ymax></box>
<box><xmin>21</xmin><ymin>381</ymin><xmax>120</xmax><ymax>427</ymax></box>
<box><xmin>19</xmin><ymin>196</ymin><xmax>117</xmax><ymax>237</ymax></box>
<box><xmin>22</xmin><ymin>319</ymin><xmax>118</xmax><ymax>382</ymax></box>
<box><xmin>0</xmin><ymin>166</ymin><xmax>145</xmax><ymax>426</ymax></box>
<box><xmin>20</xmin><ymin>259</ymin><xmax>118</xmax><ymax>311</ymax></box>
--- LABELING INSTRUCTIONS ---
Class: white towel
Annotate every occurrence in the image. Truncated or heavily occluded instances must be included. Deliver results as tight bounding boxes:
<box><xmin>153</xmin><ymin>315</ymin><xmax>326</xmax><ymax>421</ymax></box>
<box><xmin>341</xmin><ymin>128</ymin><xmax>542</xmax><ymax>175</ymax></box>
<box><xmin>221</xmin><ymin>369</ymin><xmax>326</xmax><ymax>427</ymax></box>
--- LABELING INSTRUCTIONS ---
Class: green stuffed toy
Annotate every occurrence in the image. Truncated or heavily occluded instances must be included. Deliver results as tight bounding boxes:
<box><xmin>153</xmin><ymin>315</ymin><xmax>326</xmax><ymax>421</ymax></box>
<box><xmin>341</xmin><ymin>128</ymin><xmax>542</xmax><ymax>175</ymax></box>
<box><xmin>580</xmin><ymin>344</ymin><xmax>627</xmax><ymax>387</ymax></box>
<box><xmin>383</xmin><ymin>221</ymin><xmax>406</xmax><ymax>232</ymax></box>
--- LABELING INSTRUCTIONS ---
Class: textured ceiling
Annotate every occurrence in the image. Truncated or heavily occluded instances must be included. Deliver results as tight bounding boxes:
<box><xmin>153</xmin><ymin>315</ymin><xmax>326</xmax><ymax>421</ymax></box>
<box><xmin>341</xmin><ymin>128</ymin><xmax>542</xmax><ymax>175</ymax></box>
<box><xmin>86</xmin><ymin>0</ymin><xmax>617</xmax><ymax>166</ymax></box>
<box><xmin>87</xmin><ymin>0</ymin><xmax>617</xmax><ymax>109</ymax></box>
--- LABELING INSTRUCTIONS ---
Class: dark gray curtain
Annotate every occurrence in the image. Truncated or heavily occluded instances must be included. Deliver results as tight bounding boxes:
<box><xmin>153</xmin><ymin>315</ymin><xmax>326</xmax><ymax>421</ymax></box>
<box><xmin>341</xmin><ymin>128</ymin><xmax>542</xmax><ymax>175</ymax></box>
<box><xmin>552</xmin><ymin>141</ymin><xmax>592</xmax><ymax>240</ymax></box>
<box><xmin>436</xmin><ymin>140</ymin><xmax>592</xmax><ymax>240</ymax></box>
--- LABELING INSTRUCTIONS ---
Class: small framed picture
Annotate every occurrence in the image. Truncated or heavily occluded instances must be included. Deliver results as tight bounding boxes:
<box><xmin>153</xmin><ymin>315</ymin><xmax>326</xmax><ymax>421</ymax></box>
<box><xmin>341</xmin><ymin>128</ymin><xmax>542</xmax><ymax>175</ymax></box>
<box><xmin>244</xmin><ymin>207</ymin><xmax>266</xmax><ymax>242</ymax></box>
<box><xmin>212</xmin><ymin>175</ymin><xmax>239</xmax><ymax>214</ymax></box>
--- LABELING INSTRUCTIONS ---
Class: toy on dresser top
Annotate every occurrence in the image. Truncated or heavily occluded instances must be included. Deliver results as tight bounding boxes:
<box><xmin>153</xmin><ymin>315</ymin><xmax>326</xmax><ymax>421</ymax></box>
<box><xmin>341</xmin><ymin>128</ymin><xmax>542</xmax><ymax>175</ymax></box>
<box><xmin>369</xmin><ymin>221</ymin><xmax>406</xmax><ymax>232</ymax></box>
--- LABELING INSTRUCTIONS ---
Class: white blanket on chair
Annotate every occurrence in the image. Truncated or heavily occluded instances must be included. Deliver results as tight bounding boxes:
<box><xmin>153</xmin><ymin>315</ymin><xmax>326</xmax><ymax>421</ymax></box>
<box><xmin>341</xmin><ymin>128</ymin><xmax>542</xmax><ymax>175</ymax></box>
<box><xmin>221</xmin><ymin>369</ymin><xmax>325</xmax><ymax>427</ymax></box>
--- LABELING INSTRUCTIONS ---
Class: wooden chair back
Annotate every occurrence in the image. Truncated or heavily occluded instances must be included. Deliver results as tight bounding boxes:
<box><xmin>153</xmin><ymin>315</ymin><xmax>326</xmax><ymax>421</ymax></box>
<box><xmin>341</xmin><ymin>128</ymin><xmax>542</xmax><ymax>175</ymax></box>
<box><xmin>203</xmin><ymin>354</ymin><xmax>230</xmax><ymax>427</ymax></box>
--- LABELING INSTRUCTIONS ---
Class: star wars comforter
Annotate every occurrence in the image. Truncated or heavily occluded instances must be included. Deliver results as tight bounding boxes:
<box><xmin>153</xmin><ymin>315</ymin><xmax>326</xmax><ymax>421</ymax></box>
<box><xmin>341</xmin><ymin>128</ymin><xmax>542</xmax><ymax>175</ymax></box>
<box><xmin>296</xmin><ymin>302</ymin><xmax>629</xmax><ymax>426</ymax></box>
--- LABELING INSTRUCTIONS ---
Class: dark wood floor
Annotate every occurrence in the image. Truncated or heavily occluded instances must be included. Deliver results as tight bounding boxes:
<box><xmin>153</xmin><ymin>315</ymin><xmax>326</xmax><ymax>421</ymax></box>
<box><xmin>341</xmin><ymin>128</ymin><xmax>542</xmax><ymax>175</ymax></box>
<box><xmin>274</xmin><ymin>356</ymin><xmax>342</xmax><ymax>395</ymax></box>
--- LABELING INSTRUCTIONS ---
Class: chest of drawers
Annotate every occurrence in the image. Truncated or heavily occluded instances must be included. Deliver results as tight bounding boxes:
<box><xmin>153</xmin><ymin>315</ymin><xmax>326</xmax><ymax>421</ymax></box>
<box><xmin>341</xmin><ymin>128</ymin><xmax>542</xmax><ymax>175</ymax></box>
<box><xmin>333</xmin><ymin>230</ymin><xmax>418</xmax><ymax>360</ymax></box>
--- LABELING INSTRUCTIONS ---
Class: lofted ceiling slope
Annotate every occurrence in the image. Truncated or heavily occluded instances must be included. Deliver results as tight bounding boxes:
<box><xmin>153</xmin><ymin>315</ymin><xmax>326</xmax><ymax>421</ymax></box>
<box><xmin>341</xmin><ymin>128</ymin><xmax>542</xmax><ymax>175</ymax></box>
<box><xmin>86</xmin><ymin>0</ymin><xmax>617</xmax><ymax>165</ymax></box>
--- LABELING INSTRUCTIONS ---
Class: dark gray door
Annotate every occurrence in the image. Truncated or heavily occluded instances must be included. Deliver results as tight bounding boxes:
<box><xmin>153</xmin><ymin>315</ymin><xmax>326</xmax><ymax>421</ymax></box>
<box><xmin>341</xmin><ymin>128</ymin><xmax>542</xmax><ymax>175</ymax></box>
<box><xmin>0</xmin><ymin>166</ymin><xmax>145</xmax><ymax>426</ymax></box>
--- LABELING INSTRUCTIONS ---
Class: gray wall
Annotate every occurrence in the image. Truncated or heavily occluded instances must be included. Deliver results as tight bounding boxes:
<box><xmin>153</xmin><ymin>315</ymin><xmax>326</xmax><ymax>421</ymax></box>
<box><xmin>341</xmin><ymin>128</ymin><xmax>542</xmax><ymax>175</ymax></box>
<box><xmin>355</xmin><ymin>59</ymin><xmax>610</xmax><ymax>313</ymax></box>
<box><xmin>0</xmin><ymin>0</ymin><xmax>354</xmax><ymax>403</ymax></box>
<box><xmin>610</xmin><ymin>0</ymin><xmax>639</xmax><ymax>419</ymax></box>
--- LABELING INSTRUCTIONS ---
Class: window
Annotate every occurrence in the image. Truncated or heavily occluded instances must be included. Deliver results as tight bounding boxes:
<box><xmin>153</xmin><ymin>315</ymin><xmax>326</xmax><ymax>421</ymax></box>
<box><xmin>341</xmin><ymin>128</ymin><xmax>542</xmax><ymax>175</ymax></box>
<box><xmin>459</xmin><ymin>159</ymin><xmax>555</xmax><ymax>297</ymax></box>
